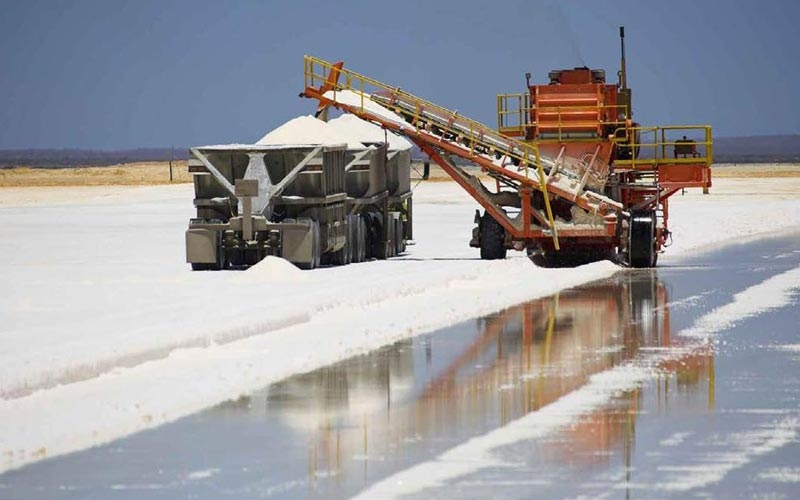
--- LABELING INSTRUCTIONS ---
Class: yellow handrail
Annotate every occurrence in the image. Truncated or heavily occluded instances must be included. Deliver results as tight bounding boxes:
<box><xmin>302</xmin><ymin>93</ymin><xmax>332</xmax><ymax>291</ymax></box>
<box><xmin>613</xmin><ymin>125</ymin><xmax>713</xmax><ymax>169</ymax></box>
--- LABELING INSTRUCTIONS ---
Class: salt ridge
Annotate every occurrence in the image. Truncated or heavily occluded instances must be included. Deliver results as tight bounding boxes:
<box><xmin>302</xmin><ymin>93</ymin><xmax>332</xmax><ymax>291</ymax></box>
<box><xmin>327</xmin><ymin>113</ymin><xmax>412</xmax><ymax>151</ymax></box>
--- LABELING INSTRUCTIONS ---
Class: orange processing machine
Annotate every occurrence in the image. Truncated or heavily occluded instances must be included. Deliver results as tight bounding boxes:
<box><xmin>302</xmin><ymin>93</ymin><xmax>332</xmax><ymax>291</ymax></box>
<box><xmin>302</xmin><ymin>27</ymin><xmax>712</xmax><ymax>267</ymax></box>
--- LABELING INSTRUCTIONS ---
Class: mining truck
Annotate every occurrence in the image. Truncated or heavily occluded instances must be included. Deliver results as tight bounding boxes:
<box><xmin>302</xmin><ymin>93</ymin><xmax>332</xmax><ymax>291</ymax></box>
<box><xmin>185</xmin><ymin>135</ymin><xmax>412</xmax><ymax>270</ymax></box>
<box><xmin>300</xmin><ymin>27</ymin><xmax>712</xmax><ymax>267</ymax></box>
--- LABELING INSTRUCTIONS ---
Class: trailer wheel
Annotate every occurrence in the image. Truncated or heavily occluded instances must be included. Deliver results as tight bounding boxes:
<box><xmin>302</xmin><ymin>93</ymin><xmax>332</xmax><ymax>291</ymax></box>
<box><xmin>357</xmin><ymin>216</ymin><xmax>367</xmax><ymax>262</ymax></box>
<box><xmin>385</xmin><ymin>217</ymin><xmax>396</xmax><ymax>259</ymax></box>
<box><xmin>347</xmin><ymin>215</ymin><xmax>359</xmax><ymax>263</ymax></box>
<box><xmin>375</xmin><ymin>214</ymin><xmax>396</xmax><ymax>260</ymax></box>
<box><xmin>344</xmin><ymin>217</ymin><xmax>353</xmax><ymax>264</ymax></box>
<box><xmin>394</xmin><ymin>218</ymin><xmax>405</xmax><ymax>256</ymax></box>
<box><xmin>479</xmin><ymin>212</ymin><xmax>507</xmax><ymax>260</ymax></box>
<box><xmin>310</xmin><ymin>220</ymin><xmax>321</xmax><ymax>269</ymax></box>
<box><xmin>628</xmin><ymin>211</ymin><xmax>656</xmax><ymax>268</ymax></box>
<box><xmin>351</xmin><ymin>216</ymin><xmax>364</xmax><ymax>263</ymax></box>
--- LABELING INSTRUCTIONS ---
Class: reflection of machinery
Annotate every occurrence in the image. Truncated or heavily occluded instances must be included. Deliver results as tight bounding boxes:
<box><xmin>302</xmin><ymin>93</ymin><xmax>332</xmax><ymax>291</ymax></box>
<box><xmin>246</xmin><ymin>272</ymin><xmax>713</xmax><ymax>478</ymax></box>
<box><xmin>302</xmin><ymin>27</ymin><xmax>711</xmax><ymax>267</ymax></box>
<box><xmin>263</xmin><ymin>339</ymin><xmax>416</xmax><ymax>428</ymax></box>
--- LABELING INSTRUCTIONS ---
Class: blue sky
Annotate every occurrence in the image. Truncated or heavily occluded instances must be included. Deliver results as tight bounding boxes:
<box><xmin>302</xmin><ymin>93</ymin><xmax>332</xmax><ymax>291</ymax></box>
<box><xmin>1</xmin><ymin>0</ymin><xmax>798</xmax><ymax>149</ymax></box>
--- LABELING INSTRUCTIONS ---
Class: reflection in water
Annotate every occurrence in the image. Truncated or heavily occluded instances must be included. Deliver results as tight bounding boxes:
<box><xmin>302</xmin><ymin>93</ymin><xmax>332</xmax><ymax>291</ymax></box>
<box><xmin>219</xmin><ymin>270</ymin><xmax>715</xmax><ymax>490</ymax></box>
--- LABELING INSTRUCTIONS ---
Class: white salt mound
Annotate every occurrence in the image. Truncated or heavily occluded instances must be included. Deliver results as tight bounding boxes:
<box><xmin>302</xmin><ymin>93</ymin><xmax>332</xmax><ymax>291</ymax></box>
<box><xmin>255</xmin><ymin>115</ymin><xmax>363</xmax><ymax>149</ymax></box>
<box><xmin>236</xmin><ymin>256</ymin><xmax>309</xmax><ymax>283</ymax></box>
<box><xmin>328</xmin><ymin>114</ymin><xmax>412</xmax><ymax>151</ymax></box>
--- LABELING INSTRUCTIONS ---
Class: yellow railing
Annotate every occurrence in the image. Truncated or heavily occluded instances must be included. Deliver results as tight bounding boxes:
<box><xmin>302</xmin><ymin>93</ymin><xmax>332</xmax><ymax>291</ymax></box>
<box><xmin>613</xmin><ymin>125</ymin><xmax>713</xmax><ymax>169</ymax></box>
<box><xmin>304</xmin><ymin>56</ymin><xmax>560</xmax><ymax>247</ymax></box>
<box><xmin>497</xmin><ymin>93</ymin><xmax>629</xmax><ymax>141</ymax></box>
<box><xmin>497</xmin><ymin>93</ymin><xmax>531</xmax><ymax>135</ymax></box>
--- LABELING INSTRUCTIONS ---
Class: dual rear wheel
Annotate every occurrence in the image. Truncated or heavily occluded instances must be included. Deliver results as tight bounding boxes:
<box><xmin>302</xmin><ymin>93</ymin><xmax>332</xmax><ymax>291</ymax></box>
<box><xmin>627</xmin><ymin>211</ymin><xmax>657</xmax><ymax>268</ymax></box>
<box><xmin>479</xmin><ymin>211</ymin><xmax>507</xmax><ymax>260</ymax></box>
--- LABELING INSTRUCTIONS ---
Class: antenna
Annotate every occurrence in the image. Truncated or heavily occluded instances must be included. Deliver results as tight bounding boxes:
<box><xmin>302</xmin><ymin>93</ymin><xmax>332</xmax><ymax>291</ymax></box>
<box><xmin>619</xmin><ymin>26</ymin><xmax>627</xmax><ymax>90</ymax></box>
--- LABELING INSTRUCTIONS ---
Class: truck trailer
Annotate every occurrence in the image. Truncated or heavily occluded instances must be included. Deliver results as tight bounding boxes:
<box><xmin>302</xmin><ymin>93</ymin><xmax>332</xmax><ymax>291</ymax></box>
<box><xmin>185</xmin><ymin>126</ymin><xmax>413</xmax><ymax>270</ymax></box>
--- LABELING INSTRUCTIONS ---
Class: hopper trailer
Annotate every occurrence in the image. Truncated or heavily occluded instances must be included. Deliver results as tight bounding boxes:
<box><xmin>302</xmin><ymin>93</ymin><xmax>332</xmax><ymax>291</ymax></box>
<box><xmin>185</xmin><ymin>140</ymin><xmax>412</xmax><ymax>270</ymax></box>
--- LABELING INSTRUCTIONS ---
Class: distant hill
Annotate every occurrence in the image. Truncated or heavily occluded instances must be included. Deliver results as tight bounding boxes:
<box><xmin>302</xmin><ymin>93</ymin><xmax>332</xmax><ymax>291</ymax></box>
<box><xmin>711</xmin><ymin>135</ymin><xmax>800</xmax><ymax>163</ymax></box>
<box><xmin>0</xmin><ymin>148</ymin><xmax>189</xmax><ymax>169</ymax></box>
<box><xmin>1</xmin><ymin>135</ymin><xmax>798</xmax><ymax>168</ymax></box>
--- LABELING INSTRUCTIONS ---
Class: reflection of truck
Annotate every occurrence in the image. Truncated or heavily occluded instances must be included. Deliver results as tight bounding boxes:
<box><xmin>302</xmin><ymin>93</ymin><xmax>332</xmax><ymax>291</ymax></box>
<box><xmin>185</xmin><ymin>116</ymin><xmax>412</xmax><ymax>270</ymax></box>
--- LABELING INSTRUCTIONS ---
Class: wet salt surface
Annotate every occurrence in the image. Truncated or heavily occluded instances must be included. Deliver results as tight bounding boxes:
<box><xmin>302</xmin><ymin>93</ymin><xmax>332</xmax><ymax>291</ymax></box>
<box><xmin>1</xmin><ymin>235</ymin><xmax>799</xmax><ymax>499</ymax></box>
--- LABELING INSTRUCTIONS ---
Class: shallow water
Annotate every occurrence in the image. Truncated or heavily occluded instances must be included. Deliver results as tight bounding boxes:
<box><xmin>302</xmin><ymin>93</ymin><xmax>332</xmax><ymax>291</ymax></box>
<box><xmin>2</xmin><ymin>235</ymin><xmax>799</xmax><ymax>499</ymax></box>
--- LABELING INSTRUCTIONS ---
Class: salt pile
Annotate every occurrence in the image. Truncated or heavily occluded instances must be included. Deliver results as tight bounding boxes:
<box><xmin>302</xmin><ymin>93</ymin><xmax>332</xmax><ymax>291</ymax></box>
<box><xmin>255</xmin><ymin>115</ymin><xmax>363</xmax><ymax>149</ymax></box>
<box><xmin>256</xmin><ymin>111</ymin><xmax>412</xmax><ymax>151</ymax></box>
<box><xmin>328</xmin><ymin>113</ymin><xmax>412</xmax><ymax>150</ymax></box>
<box><xmin>235</xmin><ymin>256</ymin><xmax>309</xmax><ymax>283</ymax></box>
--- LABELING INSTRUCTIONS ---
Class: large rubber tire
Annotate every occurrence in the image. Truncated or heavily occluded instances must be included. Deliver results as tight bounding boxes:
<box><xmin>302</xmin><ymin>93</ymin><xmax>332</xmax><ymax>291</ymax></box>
<box><xmin>310</xmin><ymin>220</ymin><xmax>320</xmax><ymax>269</ymax></box>
<box><xmin>344</xmin><ymin>217</ymin><xmax>353</xmax><ymax>264</ymax></box>
<box><xmin>394</xmin><ymin>218</ymin><xmax>405</xmax><ymax>256</ymax></box>
<box><xmin>358</xmin><ymin>217</ymin><xmax>367</xmax><ymax>262</ymax></box>
<box><xmin>351</xmin><ymin>216</ymin><xmax>364</xmax><ymax>263</ymax></box>
<box><xmin>479</xmin><ymin>212</ymin><xmax>507</xmax><ymax>260</ymax></box>
<box><xmin>628</xmin><ymin>211</ymin><xmax>656</xmax><ymax>268</ymax></box>
<box><xmin>386</xmin><ymin>217</ymin><xmax>396</xmax><ymax>259</ymax></box>
<box><xmin>363</xmin><ymin>212</ymin><xmax>382</xmax><ymax>259</ymax></box>
<box><xmin>375</xmin><ymin>214</ymin><xmax>394</xmax><ymax>260</ymax></box>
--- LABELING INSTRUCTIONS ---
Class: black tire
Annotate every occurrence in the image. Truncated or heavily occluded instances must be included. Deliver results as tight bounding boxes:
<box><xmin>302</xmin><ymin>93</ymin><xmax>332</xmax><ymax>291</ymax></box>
<box><xmin>345</xmin><ymin>217</ymin><xmax>353</xmax><ymax>264</ymax></box>
<box><xmin>363</xmin><ymin>212</ymin><xmax>381</xmax><ymax>259</ymax></box>
<box><xmin>311</xmin><ymin>220</ymin><xmax>320</xmax><ymax>269</ymax></box>
<box><xmin>394</xmin><ymin>218</ymin><xmax>405</xmax><ymax>256</ymax></box>
<box><xmin>358</xmin><ymin>217</ymin><xmax>367</xmax><ymax>262</ymax></box>
<box><xmin>628</xmin><ymin>211</ymin><xmax>656</xmax><ymax>268</ymax></box>
<box><xmin>386</xmin><ymin>217</ymin><xmax>396</xmax><ymax>258</ymax></box>
<box><xmin>348</xmin><ymin>215</ymin><xmax>359</xmax><ymax>264</ymax></box>
<box><xmin>352</xmin><ymin>216</ymin><xmax>364</xmax><ymax>263</ymax></box>
<box><xmin>479</xmin><ymin>212</ymin><xmax>507</xmax><ymax>260</ymax></box>
<box><xmin>389</xmin><ymin>218</ymin><xmax>397</xmax><ymax>257</ymax></box>
<box><xmin>346</xmin><ymin>216</ymin><xmax>355</xmax><ymax>264</ymax></box>
<box><xmin>375</xmin><ymin>215</ymin><xmax>393</xmax><ymax>260</ymax></box>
